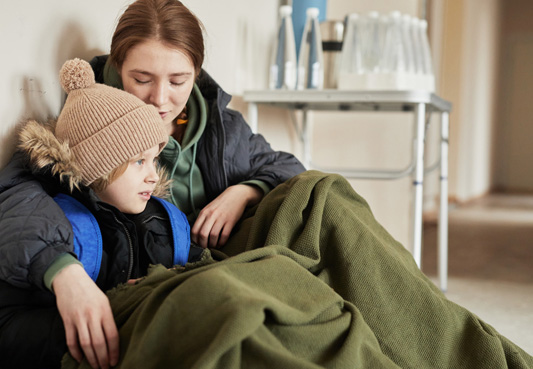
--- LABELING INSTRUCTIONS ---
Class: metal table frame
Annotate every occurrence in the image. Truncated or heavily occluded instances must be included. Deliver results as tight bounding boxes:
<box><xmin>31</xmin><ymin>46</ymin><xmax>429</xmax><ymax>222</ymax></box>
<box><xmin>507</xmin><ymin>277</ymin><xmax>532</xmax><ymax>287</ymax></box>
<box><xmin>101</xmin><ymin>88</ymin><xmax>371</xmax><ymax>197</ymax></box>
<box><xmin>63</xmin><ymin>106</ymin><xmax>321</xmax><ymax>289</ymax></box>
<box><xmin>243</xmin><ymin>89</ymin><xmax>452</xmax><ymax>291</ymax></box>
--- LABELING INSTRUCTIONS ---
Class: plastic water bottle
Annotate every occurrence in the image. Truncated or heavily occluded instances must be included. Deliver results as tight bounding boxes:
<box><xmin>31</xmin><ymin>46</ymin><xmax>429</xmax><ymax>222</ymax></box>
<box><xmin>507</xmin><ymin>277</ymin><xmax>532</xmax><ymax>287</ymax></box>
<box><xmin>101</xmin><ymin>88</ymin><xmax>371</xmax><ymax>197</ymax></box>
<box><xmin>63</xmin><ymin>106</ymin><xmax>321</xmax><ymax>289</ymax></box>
<box><xmin>380</xmin><ymin>11</ymin><xmax>407</xmax><ymax>75</ymax></box>
<box><xmin>417</xmin><ymin>20</ymin><xmax>433</xmax><ymax>75</ymax></box>
<box><xmin>269</xmin><ymin>5</ymin><xmax>298</xmax><ymax>90</ymax></box>
<box><xmin>297</xmin><ymin>7</ymin><xmax>324</xmax><ymax>90</ymax></box>
<box><xmin>418</xmin><ymin>19</ymin><xmax>435</xmax><ymax>91</ymax></box>
<box><xmin>361</xmin><ymin>11</ymin><xmax>382</xmax><ymax>74</ymax></box>
<box><xmin>338</xmin><ymin>13</ymin><xmax>364</xmax><ymax>89</ymax></box>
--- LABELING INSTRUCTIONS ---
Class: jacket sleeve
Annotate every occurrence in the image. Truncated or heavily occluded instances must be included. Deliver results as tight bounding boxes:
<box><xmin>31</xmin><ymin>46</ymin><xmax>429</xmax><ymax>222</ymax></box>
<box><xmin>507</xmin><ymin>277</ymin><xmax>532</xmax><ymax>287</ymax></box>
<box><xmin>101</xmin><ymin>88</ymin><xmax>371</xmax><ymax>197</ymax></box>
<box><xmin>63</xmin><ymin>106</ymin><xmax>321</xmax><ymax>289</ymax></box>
<box><xmin>0</xmin><ymin>152</ymin><xmax>74</xmax><ymax>290</ymax></box>
<box><xmin>217</xmin><ymin>107</ymin><xmax>305</xmax><ymax>191</ymax></box>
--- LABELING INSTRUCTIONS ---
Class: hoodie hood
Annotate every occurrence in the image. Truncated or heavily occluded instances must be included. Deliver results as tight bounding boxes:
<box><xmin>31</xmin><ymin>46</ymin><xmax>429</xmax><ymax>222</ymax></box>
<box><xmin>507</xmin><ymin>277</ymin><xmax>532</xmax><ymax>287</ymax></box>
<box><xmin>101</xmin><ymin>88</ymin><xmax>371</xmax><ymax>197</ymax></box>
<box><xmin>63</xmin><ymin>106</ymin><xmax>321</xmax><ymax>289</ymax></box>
<box><xmin>18</xmin><ymin>120</ymin><xmax>170</xmax><ymax>197</ymax></box>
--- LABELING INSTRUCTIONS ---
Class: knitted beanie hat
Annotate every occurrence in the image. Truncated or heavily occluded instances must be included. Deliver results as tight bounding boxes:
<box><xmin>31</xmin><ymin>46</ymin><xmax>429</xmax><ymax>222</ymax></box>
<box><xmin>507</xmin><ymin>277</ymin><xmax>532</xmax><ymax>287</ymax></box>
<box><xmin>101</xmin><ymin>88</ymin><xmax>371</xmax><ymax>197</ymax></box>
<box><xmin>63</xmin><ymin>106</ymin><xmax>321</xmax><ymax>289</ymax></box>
<box><xmin>56</xmin><ymin>58</ymin><xmax>168</xmax><ymax>185</ymax></box>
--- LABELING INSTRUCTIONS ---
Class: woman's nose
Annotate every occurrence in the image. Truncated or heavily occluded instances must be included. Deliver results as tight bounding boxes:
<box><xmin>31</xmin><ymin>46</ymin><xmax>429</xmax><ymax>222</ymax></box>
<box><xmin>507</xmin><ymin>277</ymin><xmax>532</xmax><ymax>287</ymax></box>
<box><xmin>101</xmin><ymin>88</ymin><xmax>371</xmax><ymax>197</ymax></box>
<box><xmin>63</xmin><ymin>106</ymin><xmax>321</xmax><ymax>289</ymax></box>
<box><xmin>149</xmin><ymin>82</ymin><xmax>168</xmax><ymax>107</ymax></box>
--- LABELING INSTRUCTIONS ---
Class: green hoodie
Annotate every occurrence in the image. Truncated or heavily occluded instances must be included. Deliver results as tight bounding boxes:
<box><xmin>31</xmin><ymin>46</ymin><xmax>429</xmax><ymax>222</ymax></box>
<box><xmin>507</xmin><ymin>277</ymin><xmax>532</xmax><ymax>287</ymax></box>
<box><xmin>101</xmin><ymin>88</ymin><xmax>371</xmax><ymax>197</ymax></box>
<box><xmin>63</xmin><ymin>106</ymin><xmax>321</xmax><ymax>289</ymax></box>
<box><xmin>159</xmin><ymin>85</ymin><xmax>208</xmax><ymax>222</ymax></box>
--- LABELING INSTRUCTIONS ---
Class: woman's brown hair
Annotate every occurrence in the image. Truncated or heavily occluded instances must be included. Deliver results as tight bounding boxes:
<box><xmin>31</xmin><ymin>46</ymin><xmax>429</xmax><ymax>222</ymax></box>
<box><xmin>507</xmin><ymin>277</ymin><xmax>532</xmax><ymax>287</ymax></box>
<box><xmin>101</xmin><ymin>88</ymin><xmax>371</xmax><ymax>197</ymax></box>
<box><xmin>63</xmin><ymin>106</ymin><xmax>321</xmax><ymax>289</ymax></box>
<box><xmin>110</xmin><ymin>0</ymin><xmax>205</xmax><ymax>76</ymax></box>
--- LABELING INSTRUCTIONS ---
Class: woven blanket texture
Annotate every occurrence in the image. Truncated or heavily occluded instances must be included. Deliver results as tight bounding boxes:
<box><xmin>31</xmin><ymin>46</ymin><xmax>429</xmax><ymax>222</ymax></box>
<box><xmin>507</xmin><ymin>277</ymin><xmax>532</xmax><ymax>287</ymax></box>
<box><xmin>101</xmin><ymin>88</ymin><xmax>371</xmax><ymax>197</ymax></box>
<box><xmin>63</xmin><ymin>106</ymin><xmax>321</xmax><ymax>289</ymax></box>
<box><xmin>62</xmin><ymin>171</ymin><xmax>533</xmax><ymax>369</ymax></box>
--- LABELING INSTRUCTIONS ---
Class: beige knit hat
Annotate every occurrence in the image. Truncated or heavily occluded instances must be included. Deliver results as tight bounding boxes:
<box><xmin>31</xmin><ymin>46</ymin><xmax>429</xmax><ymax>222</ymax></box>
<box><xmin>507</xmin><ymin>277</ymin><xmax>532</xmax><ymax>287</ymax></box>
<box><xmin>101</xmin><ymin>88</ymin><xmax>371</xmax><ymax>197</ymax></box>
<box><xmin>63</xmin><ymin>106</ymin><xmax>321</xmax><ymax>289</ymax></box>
<box><xmin>56</xmin><ymin>58</ymin><xmax>168</xmax><ymax>185</ymax></box>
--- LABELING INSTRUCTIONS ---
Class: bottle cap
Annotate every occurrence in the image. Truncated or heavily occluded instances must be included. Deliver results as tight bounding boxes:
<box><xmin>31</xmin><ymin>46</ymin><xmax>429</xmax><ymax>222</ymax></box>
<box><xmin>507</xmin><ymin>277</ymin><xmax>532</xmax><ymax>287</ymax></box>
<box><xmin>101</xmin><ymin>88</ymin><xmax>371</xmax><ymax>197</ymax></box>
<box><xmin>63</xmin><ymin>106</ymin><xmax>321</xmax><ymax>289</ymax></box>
<box><xmin>306</xmin><ymin>7</ymin><xmax>320</xmax><ymax>18</ymax></box>
<box><xmin>389</xmin><ymin>10</ymin><xmax>402</xmax><ymax>19</ymax></box>
<box><xmin>347</xmin><ymin>13</ymin><xmax>359</xmax><ymax>21</ymax></box>
<box><xmin>280</xmin><ymin>5</ymin><xmax>292</xmax><ymax>16</ymax></box>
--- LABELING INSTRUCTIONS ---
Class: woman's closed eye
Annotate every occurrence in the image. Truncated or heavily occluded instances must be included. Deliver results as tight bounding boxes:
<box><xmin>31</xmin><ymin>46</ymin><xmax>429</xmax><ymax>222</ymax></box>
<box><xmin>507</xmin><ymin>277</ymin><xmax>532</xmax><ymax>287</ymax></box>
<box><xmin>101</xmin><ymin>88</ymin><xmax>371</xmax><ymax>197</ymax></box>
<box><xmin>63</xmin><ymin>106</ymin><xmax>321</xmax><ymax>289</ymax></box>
<box><xmin>134</xmin><ymin>78</ymin><xmax>151</xmax><ymax>85</ymax></box>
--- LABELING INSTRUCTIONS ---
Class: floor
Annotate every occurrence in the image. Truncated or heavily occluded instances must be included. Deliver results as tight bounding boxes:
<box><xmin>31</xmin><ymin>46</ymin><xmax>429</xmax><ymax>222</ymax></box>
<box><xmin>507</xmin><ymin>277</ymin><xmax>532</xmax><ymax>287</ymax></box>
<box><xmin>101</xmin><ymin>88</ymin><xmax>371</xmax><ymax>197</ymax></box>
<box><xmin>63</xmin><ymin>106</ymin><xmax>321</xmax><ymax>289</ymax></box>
<box><xmin>421</xmin><ymin>193</ymin><xmax>533</xmax><ymax>355</ymax></box>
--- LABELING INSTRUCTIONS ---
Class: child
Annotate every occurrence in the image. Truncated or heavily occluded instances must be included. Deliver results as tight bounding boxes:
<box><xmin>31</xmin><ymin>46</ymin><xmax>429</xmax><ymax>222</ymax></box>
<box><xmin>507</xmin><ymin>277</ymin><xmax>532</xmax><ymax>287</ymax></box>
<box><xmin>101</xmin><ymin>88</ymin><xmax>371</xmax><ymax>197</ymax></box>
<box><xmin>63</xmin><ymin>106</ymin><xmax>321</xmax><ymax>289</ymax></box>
<box><xmin>0</xmin><ymin>58</ymin><xmax>195</xmax><ymax>369</ymax></box>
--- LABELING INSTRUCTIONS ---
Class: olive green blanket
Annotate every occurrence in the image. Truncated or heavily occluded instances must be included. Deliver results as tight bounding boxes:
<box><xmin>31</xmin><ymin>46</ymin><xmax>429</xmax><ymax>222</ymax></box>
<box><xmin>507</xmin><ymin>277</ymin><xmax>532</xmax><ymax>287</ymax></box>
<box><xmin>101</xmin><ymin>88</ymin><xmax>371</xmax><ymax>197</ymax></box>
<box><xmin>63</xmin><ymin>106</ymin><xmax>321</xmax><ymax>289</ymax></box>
<box><xmin>62</xmin><ymin>171</ymin><xmax>533</xmax><ymax>368</ymax></box>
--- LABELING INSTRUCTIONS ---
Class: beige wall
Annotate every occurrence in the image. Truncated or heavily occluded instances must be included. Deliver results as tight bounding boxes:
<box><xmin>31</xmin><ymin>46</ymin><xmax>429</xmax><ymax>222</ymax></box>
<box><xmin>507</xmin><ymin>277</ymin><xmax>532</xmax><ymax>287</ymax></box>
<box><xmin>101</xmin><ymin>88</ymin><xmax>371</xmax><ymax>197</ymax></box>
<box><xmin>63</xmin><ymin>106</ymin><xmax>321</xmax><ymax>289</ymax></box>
<box><xmin>0</xmin><ymin>1</ymin><xmax>130</xmax><ymax>167</ymax></box>
<box><xmin>437</xmin><ymin>0</ymin><xmax>501</xmax><ymax>203</ymax></box>
<box><xmin>492</xmin><ymin>0</ymin><xmax>533</xmax><ymax>192</ymax></box>
<box><xmin>1</xmin><ymin>0</ymin><xmax>505</xmax><ymax>253</ymax></box>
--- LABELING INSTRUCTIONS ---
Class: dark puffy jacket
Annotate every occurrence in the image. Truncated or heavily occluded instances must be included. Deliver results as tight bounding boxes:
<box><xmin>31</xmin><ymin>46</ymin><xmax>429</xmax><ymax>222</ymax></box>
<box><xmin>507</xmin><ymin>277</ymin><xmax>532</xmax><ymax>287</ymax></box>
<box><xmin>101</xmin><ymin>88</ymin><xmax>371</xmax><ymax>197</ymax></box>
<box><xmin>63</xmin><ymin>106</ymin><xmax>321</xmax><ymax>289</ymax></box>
<box><xmin>90</xmin><ymin>55</ymin><xmax>306</xmax><ymax>201</ymax></box>
<box><xmin>57</xmin><ymin>190</ymin><xmax>189</xmax><ymax>291</ymax></box>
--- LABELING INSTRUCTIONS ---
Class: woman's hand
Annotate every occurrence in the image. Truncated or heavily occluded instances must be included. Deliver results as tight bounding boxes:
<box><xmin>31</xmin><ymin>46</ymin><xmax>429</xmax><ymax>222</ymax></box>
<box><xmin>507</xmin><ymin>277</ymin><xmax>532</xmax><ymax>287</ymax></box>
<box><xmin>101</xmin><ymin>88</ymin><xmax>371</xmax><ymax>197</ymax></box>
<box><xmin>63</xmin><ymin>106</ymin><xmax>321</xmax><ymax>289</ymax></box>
<box><xmin>53</xmin><ymin>264</ymin><xmax>119</xmax><ymax>369</ymax></box>
<box><xmin>191</xmin><ymin>184</ymin><xmax>263</xmax><ymax>249</ymax></box>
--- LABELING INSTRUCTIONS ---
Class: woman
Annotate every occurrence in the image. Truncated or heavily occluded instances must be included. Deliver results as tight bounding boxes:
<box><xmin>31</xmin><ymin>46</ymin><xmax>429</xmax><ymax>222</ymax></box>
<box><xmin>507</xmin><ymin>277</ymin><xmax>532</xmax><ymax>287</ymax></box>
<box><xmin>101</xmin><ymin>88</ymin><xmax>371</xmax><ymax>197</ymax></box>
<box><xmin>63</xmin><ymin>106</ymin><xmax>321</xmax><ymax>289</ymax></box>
<box><xmin>89</xmin><ymin>0</ymin><xmax>305</xmax><ymax>250</ymax></box>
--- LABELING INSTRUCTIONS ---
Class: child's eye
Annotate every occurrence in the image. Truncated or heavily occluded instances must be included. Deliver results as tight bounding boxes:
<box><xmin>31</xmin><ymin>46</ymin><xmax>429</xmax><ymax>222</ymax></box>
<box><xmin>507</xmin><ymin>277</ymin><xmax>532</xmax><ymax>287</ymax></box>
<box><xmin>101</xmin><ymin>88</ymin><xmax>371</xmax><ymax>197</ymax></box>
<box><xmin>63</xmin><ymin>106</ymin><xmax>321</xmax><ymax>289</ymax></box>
<box><xmin>135</xmin><ymin>159</ymin><xmax>144</xmax><ymax>166</ymax></box>
<box><xmin>170</xmin><ymin>81</ymin><xmax>185</xmax><ymax>87</ymax></box>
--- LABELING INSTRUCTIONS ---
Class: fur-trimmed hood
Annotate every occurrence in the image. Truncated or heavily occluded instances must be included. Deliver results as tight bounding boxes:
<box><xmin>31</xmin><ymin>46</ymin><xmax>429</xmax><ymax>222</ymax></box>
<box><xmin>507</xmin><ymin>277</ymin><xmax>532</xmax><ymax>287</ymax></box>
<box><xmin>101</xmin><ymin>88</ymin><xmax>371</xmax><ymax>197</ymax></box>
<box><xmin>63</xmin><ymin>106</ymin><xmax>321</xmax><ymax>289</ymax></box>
<box><xmin>18</xmin><ymin>120</ymin><xmax>170</xmax><ymax>197</ymax></box>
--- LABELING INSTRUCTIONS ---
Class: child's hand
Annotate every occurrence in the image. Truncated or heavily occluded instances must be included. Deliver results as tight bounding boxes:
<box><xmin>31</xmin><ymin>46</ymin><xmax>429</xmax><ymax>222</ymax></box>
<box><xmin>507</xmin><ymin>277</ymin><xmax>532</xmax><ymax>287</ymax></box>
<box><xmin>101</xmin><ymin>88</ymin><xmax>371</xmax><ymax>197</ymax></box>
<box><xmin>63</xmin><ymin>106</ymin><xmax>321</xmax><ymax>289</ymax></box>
<box><xmin>53</xmin><ymin>264</ymin><xmax>119</xmax><ymax>369</ymax></box>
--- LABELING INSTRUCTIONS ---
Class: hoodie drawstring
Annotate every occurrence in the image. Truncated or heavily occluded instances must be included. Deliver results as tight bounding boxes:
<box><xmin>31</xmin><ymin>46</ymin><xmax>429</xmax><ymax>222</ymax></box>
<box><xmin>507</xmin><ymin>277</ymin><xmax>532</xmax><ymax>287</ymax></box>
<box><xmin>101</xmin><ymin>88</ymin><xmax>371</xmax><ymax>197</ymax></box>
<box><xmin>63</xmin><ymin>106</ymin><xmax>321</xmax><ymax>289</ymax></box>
<box><xmin>189</xmin><ymin>143</ymin><xmax>199</xmax><ymax>218</ymax></box>
<box><xmin>168</xmin><ymin>141</ymin><xmax>199</xmax><ymax>219</ymax></box>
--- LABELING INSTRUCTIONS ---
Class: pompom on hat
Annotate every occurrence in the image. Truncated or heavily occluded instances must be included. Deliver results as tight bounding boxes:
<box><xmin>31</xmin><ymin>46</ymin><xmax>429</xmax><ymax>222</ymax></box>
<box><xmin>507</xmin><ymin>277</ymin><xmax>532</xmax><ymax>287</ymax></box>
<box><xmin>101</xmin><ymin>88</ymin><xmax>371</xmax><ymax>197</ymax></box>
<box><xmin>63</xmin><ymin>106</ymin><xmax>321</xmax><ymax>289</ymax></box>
<box><xmin>56</xmin><ymin>58</ymin><xmax>168</xmax><ymax>185</ymax></box>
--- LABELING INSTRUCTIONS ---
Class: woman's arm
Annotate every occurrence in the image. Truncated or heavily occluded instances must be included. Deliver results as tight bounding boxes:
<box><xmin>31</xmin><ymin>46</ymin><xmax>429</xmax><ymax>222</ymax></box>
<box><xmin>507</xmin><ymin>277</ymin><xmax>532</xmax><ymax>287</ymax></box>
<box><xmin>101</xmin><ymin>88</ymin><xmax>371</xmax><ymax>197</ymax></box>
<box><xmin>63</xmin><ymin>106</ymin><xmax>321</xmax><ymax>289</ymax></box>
<box><xmin>0</xmin><ymin>151</ymin><xmax>74</xmax><ymax>289</ymax></box>
<box><xmin>226</xmin><ymin>109</ymin><xmax>306</xmax><ymax>189</ymax></box>
<box><xmin>53</xmin><ymin>263</ymin><xmax>119</xmax><ymax>369</ymax></box>
<box><xmin>193</xmin><ymin>106</ymin><xmax>305</xmax><ymax>249</ymax></box>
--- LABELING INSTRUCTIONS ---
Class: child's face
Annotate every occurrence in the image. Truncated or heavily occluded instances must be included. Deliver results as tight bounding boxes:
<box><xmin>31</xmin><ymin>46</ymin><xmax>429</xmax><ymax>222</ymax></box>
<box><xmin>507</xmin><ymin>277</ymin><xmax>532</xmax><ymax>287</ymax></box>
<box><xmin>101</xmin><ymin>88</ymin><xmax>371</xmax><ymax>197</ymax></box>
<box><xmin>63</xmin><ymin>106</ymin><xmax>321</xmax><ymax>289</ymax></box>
<box><xmin>95</xmin><ymin>145</ymin><xmax>160</xmax><ymax>214</ymax></box>
<box><xmin>120</xmin><ymin>39</ymin><xmax>196</xmax><ymax>134</ymax></box>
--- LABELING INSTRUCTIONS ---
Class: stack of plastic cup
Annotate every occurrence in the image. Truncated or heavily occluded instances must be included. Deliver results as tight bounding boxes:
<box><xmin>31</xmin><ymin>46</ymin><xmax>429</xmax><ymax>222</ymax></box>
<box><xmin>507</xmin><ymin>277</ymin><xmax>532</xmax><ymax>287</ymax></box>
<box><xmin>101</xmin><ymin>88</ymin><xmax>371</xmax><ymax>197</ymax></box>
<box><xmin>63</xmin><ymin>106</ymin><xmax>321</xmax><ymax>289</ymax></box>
<box><xmin>338</xmin><ymin>11</ymin><xmax>435</xmax><ymax>91</ymax></box>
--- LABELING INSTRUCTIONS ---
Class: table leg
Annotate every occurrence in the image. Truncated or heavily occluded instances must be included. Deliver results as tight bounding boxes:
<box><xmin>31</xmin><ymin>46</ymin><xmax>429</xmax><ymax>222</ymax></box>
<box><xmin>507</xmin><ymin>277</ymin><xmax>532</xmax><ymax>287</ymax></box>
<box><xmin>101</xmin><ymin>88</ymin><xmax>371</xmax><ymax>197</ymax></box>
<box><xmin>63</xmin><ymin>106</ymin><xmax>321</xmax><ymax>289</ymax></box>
<box><xmin>301</xmin><ymin>108</ymin><xmax>311</xmax><ymax>169</ymax></box>
<box><xmin>438</xmin><ymin>112</ymin><xmax>449</xmax><ymax>292</ymax></box>
<box><xmin>412</xmin><ymin>103</ymin><xmax>427</xmax><ymax>268</ymax></box>
<box><xmin>248</xmin><ymin>102</ymin><xmax>258</xmax><ymax>134</ymax></box>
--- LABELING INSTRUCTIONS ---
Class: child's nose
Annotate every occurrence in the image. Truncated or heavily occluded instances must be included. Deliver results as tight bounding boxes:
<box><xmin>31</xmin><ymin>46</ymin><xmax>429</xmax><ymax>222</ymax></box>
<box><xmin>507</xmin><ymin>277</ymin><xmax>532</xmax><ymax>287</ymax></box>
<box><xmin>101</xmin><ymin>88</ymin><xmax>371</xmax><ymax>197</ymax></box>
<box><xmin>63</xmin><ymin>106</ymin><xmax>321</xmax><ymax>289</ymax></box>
<box><xmin>146</xmin><ymin>165</ymin><xmax>160</xmax><ymax>183</ymax></box>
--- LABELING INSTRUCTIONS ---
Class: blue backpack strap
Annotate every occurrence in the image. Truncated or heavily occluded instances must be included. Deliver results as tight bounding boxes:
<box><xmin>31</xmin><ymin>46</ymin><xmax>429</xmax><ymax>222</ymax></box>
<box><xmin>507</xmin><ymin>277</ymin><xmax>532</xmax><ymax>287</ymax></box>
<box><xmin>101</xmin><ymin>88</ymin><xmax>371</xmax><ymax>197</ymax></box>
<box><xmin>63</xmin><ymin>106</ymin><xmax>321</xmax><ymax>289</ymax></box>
<box><xmin>152</xmin><ymin>197</ymin><xmax>191</xmax><ymax>266</ymax></box>
<box><xmin>53</xmin><ymin>193</ymin><xmax>103</xmax><ymax>281</ymax></box>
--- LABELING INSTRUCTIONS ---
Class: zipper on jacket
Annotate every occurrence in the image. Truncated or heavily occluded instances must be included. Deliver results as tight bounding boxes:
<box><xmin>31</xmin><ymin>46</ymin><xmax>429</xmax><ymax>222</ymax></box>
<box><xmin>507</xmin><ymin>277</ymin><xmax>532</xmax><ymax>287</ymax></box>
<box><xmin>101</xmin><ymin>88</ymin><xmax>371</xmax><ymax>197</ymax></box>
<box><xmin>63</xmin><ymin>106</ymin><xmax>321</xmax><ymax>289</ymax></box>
<box><xmin>142</xmin><ymin>215</ymin><xmax>166</xmax><ymax>223</ymax></box>
<box><xmin>101</xmin><ymin>207</ymin><xmax>134</xmax><ymax>281</ymax></box>
<box><xmin>215</xmin><ymin>98</ymin><xmax>229</xmax><ymax>190</ymax></box>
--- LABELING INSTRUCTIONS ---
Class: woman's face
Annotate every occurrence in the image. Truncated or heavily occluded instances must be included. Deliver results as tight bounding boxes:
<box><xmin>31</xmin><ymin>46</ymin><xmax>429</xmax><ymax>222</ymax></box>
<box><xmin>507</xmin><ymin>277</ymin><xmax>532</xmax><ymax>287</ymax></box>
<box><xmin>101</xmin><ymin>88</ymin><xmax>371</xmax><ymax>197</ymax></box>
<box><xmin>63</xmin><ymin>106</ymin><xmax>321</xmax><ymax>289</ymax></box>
<box><xmin>120</xmin><ymin>39</ymin><xmax>196</xmax><ymax>133</ymax></box>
